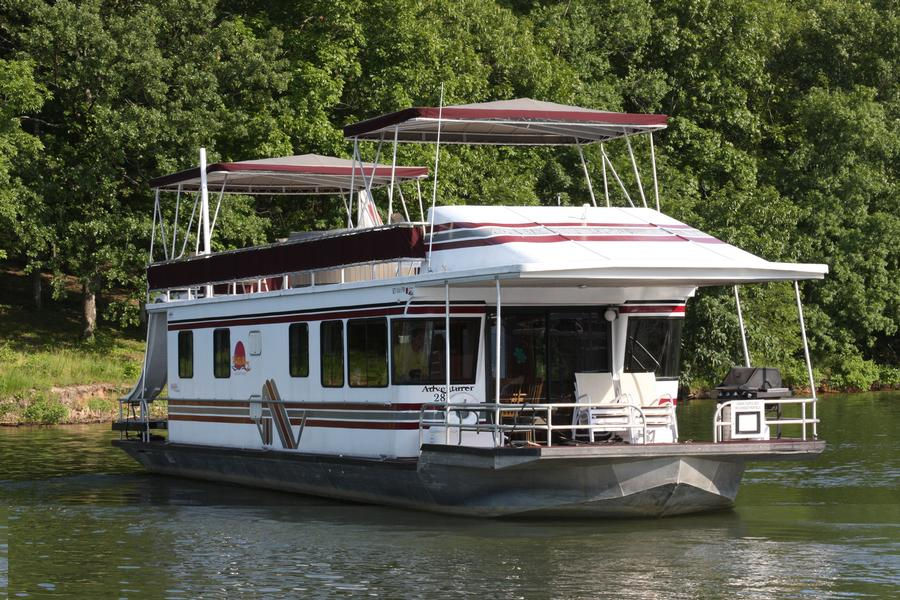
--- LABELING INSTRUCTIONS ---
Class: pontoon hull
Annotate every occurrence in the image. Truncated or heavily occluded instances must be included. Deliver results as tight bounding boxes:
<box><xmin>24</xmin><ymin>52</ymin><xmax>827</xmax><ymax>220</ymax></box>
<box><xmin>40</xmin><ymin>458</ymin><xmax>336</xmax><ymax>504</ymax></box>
<box><xmin>113</xmin><ymin>439</ymin><xmax>823</xmax><ymax>517</ymax></box>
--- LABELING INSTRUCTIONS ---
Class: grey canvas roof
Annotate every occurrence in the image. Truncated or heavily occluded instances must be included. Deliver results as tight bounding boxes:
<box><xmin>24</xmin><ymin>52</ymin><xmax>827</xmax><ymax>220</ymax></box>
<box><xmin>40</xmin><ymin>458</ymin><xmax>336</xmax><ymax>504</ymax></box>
<box><xmin>150</xmin><ymin>153</ymin><xmax>429</xmax><ymax>195</ymax></box>
<box><xmin>343</xmin><ymin>98</ymin><xmax>668</xmax><ymax>145</ymax></box>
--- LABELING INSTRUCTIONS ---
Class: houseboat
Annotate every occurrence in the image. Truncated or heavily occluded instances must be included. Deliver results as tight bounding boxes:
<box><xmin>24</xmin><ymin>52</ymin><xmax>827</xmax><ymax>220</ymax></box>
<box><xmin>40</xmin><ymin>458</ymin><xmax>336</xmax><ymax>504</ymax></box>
<box><xmin>114</xmin><ymin>99</ymin><xmax>826</xmax><ymax>517</ymax></box>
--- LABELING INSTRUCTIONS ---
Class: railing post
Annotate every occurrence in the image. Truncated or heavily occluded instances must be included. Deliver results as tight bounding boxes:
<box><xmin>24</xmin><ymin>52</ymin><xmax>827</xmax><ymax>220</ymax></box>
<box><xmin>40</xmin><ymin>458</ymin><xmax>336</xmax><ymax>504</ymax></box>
<box><xmin>495</xmin><ymin>277</ymin><xmax>502</xmax><ymax>448</ymax></box>
<box><xmin>445</xmin><ymin>280</ymin><xmax>451</xmax><ymax>445</ymax></box>
<box><xmin>546</xmin><ymin>406</ymin><xmax>552</xmax><ymax>447</ymax></box>
<box><xmin>794</xmin><ymin>281</ymin><xmax>816</xmax><ymax>440</ymax></box>
<box><xmin>734</xmin><ymin>285</ymin><xmax>751</xmax><ymax>368</ymax></box>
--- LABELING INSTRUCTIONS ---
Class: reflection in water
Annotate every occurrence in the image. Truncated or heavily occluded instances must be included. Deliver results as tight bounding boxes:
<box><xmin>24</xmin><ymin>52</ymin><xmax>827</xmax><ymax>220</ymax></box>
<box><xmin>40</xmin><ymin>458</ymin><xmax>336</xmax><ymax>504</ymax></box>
<box><xmin>2</xmin><ymin>392</ymin><xmax>899</xmax><ymax>598</ymax></box>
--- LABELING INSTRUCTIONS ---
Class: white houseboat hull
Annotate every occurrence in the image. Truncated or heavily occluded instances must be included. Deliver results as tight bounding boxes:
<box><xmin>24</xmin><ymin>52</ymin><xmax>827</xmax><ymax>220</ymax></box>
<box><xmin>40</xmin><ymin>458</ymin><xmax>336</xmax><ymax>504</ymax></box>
<box><xmin>113</xmin><ymin>439</ymin><xmax>823</xmax><ymax>517</ymax></box>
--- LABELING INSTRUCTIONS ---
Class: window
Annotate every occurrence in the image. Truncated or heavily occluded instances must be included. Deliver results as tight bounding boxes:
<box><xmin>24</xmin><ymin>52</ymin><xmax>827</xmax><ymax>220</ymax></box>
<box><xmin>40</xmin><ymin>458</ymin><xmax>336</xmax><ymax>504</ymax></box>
<box><xmin>488</xmin><ymin>309</ymin><xmax>611</xmax><ymax>402</ymax></box>
<box><xmin>548</xmin><ymin>312</ymin><xmax>610</xmax><ymax>401</ymax></box>
<box><xmin>289</xmin><ymin>323</ymin><xmax>309</xmax><ymax>377</ymax></box>
<box><xmin>320</xmin><ymin>320</ymin><xmax>344</xmax><ymax>387</ymax></box>
<box><xmin>178</xmin><ymin>331</ymin><xmax>193</xmax><ymax>379</ymax></box>
<box><xmin>213</xmin><ymin>328</ymin><xmax>230</xmax><ymax>378</ymax></box>
<box><xmin>348</xmin><ymin>318</ymin><xmax>388</xmax><ymax>387</ymax></box>
<box><xmin>391</xmin><ymin>318</ymin><xmax>480</xmax><ymax>385</ymax></box>
<box><xmin>624</xmin><ymin>318</ymin><xmax>684</xmax><ymax>380</ymax></box>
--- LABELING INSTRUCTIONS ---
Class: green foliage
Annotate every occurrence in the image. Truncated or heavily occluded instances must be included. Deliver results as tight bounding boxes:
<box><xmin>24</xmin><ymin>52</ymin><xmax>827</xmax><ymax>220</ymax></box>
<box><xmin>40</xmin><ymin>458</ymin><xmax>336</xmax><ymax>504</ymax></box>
<box><xmin>0</xmin><ymin>0</ymin><xmax>896</xmax><ymax>390</ymax></box>
<box><xmin>826</xmin><ymin>353</ymin><xmax>881</xmax><ymax>392</ymax></box>
<box><xmin>22</xmin><ymin>394</ymin><xmax>67</xmax><ymax>424</ymax></box>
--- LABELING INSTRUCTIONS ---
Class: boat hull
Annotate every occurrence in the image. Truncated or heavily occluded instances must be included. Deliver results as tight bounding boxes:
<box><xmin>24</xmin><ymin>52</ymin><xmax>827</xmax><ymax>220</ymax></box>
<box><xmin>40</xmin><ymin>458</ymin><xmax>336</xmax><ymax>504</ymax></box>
<box><xmin>113</xmin><ymin>439</ymin><xmax>824</xmax><ymax>518</ymax></box>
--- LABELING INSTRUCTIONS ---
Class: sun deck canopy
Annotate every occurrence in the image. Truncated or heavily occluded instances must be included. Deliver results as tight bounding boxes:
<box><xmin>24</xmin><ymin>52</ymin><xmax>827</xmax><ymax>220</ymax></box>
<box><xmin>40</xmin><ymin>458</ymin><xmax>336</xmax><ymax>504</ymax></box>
<box><xmin>149</xmin><ymin>153</ymin><xmax>429</xmax><ymax>195</ymax></box>
<box><xmin>422</xmin><ymin>206</ymin><xmax>828</xmax><ymax>287</ymax></box>
<box><xmin>343</xmin><ymin>98</ymin><xmax>668</xmax><ymax>145</ymax></box>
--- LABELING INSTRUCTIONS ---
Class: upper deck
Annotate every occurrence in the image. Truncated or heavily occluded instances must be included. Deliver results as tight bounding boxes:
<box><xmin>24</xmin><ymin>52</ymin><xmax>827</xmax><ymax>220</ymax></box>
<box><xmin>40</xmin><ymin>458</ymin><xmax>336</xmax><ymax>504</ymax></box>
<box><xmin>146</xmin><ymin>205</ymin><xmax>826</xmax><ymax>303</ymax></box>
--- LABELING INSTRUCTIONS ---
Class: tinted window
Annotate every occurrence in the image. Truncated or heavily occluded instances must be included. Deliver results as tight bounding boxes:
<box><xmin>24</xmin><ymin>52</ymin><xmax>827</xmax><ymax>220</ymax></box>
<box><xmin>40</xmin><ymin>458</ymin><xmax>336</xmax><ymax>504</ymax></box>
<box><xmin>320</xmin><ymin>321</ymin><xmax>344</xmax><ymax>387</ymax></box>
<box><xmin>624</xmin><ymin>318</ymin><xmax>684</xmax><ymax>380</ymax></box>
<box><xmin>489</xmin><ymin>309</ymin><xmax>611</xmax><ymax>402</ymax></box>
<box><xmin>548</xmin><ymin>312</ymin><xmax>609</xmax><ymax>401</ymax></box>
<box><xmin>289</xmin><ymin>323</ymin><xmax>309</xmax><ymax>377</ymax></box>
<box><xmin>178</xmin><ymin>331</ymin><xmax>193</xmax><ymax>379</ymax></box>
<box><xmin>348</xmin><ymin>318</ymin><xmax>388</xmax><ymax>387</ymax></box>
<box><xmin>391</xmin><ymin>318</ymin><xmax>480</xmax><ymax>385</ymax></box>
<box><xmin>213</xmin><ymin>328</ymin><xmax>230</xmax><ymax>378</ymax></box>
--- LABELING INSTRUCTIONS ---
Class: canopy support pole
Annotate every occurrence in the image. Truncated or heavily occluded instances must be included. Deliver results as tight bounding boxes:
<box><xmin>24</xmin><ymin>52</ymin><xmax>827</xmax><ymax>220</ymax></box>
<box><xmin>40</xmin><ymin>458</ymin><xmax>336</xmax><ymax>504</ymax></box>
<box><xmin>348</xmin><ymin>139</ymin><xmax>358</xmax><ymax>228</ymax></box>
<box><xmin>650</xmin><ymin>132</ymin><xmax>660</xmax><ymax>212</ymax></box>
<box><xmin>734</xmin><ymin>285</ymin><xmax>751</xmax><ymax>368</ymax></box>
<box><xmin>180</xmin><ymin>192</ymin><xmax>199</xmax><ymax>259</ymax></box>
<box><xmin>199</xmin><ymin>147</ymin><xmax>212</xmax><ymax>297</ymax></box>
<box><xmin>600</xmin><ymin>146</ymin><xmax>635</xmax><ymax>208</ymax></box>
<box><xmin>445</xmin><ymin>280</ymin><xmax>451</xmax><ymax>445</ymax></box>
<box><xmin>794</xmin><ymin>281</ymin><xmax>817</xmax><ymax>439</ymax></box>
<box><xmin>149</xmin><ymin>188</ymin><xmax>160</xmax><ymax>263</ymax></box>
<box><xmin>396</xmin><ymin>184</ymin><xmax>411</xmax><ymax>222</ymax></box>
<box><xmin>200</xmin><ymin>148</ymin><xmax>211</xmax><ymax>255</ymax></box>
<box><xmin>495</xmin><ymin>277</ymin><xmax>502</xmax><ymax>448</ymax></box>
<box><xmin>388</xmin><ymin>126</ymin><xmax>399</xmax><ymax>218</ymax></box>
<box><xmin>156</xmin><ymin>194</ymin><xmax>169</xmax><ymax>261</ymax></box>
<box><xmin>600</xmin><ymin>143</ymin><xmax>610</xmax><ymax>207</ymax></box>
<box><xmin>416</xmin><ymin>180</ymin><xmax>426</xmax><ymax>226</ymax></box>
<box><xmin>171</xmin><ymin>185</ymin><xmax>181</xmax><ymax>258</ymax></box>
<box><xmin>427</xmin><ymin>83</ymin><xmax>445</xmax><ymax>270</ymax></box>
<box><xmin>210</xmin><ymin>176</ymin><xmax>228</xmax><ymax>236</ymax></box>
<box><xmin>576</xmin><ymin>142</ymin><xmax>597</xmax><ymax>207</ymax></box>
<box><xmin>340</xmin><ymin>192</ymin><xmax>352</xmax><ymax>225</ymax></box>
<box><xmin>355</xmin><ymin>138</ymin><xmax>384</xmax><ymax>226</ymax></box>
<box><xmin>624</xmin><ymin>132</ymin><xmax>647</xmax><ymax>208</ymax></box>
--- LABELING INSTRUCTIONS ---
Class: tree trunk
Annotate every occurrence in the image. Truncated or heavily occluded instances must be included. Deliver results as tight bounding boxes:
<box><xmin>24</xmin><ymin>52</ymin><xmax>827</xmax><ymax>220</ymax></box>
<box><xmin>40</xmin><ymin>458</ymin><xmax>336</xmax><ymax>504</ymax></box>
<box><xmin>31</xmin><ymin>270</ymin><xmax>42</xmax><ymax>311</ymax></box>
<box><xmin>82</xmin><ymin>282</ymin><xmax>96</xmax><ymax>339</ymax></box>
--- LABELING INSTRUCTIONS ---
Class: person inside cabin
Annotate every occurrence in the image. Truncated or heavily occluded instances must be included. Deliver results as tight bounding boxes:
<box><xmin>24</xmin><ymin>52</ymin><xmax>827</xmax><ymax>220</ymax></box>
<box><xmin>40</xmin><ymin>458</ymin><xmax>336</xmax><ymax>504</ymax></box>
<box><xmin>393</xmin><ymin>322</ymin><xmax>429</xmax><ymax>383</ymax></box>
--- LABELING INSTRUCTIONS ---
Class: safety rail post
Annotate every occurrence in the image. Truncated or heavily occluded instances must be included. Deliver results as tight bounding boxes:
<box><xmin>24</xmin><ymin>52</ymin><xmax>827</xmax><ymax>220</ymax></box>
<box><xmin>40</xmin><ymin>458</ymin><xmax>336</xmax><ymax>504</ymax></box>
<box><xmin>794</xmin><ymin>281</ymin><xmax>817</xmax><ymax>440</ymax></box>
<box><xmin>495</xmin><ymin>278</ymin><xmax>502</xmax><ymax>448</ymax></box>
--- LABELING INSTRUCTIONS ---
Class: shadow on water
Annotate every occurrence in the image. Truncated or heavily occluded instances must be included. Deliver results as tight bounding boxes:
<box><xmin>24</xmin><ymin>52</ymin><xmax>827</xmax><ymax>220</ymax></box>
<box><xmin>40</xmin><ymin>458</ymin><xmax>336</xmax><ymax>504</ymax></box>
<box><xmin>2</xmin><ymin>392</ymin><xmax>898</xmax><ymax>599</ymax></box>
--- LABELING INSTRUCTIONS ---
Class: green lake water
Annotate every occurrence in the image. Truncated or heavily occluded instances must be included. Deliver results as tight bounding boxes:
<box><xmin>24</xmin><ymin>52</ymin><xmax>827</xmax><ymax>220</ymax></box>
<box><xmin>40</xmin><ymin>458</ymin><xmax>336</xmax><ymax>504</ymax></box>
<box><xmin>1</xmin><ymin>392</ymin><xmax>898</xmax><ymax>598</ymax></box>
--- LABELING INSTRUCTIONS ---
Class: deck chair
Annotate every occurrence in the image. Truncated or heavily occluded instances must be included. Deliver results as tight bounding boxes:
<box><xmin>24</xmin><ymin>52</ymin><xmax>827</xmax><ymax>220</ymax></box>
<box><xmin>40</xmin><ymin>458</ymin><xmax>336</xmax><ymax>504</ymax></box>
<box><xmin>572</xmin><ymin>373</ymin><xmax>637</xmax><ymax>442</ymax></box>
<box><xmin>619</xmin><ymin>372</ymin><xmax>678</xmax><ymax>443</ymax></box>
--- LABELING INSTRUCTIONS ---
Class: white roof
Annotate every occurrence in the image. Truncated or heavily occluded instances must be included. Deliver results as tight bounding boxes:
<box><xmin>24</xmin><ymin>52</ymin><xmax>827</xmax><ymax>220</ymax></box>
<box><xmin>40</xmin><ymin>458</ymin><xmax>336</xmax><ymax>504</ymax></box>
<box><xmin>422</xmin><ymin>206</ymin><xmax>827</xmax><ymax>287</ymax></box>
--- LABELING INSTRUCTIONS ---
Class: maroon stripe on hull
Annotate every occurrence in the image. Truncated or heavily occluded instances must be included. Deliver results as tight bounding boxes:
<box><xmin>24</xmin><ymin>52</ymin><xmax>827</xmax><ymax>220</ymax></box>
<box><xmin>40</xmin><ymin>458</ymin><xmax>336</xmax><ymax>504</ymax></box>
<box><xmin>168</xmin><ymin>306</ymin><xmax>484</xmax><ymax>331</ymax></box>
<box><xmin>169</xmin><ymin>400</ymin><xmax>428</xmax><ymax>411</ymax></box>
<box><xmin>168</xmin><ymin>414</ymin><xmax>420</xmax><ymax>430</ymax></box>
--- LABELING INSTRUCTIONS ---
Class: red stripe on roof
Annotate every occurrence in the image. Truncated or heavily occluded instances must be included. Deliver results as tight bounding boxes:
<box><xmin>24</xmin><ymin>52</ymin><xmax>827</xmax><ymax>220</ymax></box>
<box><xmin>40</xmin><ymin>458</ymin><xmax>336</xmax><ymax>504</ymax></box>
<box><xmin>432</xmin><ymin>221</ymin><xmax>662</xmax><ymax>232</ymax></box>
<box><xmin>430</xmin><ymin>234</ymin><xmax>694</xmax><ymax>252</ymax></box>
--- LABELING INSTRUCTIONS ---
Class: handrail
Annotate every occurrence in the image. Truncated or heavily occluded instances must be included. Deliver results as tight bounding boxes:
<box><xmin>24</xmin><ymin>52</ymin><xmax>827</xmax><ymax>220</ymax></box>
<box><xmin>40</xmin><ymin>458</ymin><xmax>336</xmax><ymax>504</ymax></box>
<box><xmin>713</xmin><ymin>397</ymin><xmax>819</xmax><ymax>442</ymax></box>
<box><xmin>417</xmin><ymin>401</ymin><xmax>674</xmax><ymax>449</ymax></box>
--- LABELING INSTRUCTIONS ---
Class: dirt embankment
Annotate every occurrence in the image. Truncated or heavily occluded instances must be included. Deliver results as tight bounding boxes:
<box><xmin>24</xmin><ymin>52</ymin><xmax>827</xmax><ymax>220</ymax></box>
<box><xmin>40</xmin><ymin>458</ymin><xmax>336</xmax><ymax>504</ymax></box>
<box><xmin>1</xmin><ymin>384</ymin><xmax>166</xmax><ymax>426</ymax></box>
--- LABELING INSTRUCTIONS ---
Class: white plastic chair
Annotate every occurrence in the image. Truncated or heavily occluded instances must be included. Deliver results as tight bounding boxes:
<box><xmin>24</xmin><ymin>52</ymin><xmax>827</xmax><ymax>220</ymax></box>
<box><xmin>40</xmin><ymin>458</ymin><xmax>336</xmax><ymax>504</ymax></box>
<box><xmin>619</xmin><ymin>372</ymin><xmax>678</xmax><ymax>443</ymax></box>
<box><xmin>573</xmin><ymin>373</ymin><xmax>635</xmax><ymax>442</ymax></box>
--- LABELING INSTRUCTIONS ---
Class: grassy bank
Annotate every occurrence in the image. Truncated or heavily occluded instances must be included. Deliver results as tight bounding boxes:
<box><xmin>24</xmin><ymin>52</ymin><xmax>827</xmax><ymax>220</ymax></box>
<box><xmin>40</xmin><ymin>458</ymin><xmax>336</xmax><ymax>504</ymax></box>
<box><xmin>0</xmin><ymin>269</ymin><xmax>161</xmax><ymax>425</ymax></box>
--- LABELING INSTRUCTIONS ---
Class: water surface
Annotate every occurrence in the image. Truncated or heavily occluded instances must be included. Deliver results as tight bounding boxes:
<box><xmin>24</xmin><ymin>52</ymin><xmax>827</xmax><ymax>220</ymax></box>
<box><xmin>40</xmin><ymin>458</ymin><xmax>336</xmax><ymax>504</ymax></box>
<box><xmin>2</xmin><ymin>392</ymin><xmax>898</xmax><ymax>598</ymax></box>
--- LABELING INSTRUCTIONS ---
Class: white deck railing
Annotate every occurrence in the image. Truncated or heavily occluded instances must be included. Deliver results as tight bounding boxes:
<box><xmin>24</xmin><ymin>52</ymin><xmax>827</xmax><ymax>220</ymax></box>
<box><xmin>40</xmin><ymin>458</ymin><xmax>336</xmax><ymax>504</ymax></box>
<box><xmin>417</xmin><ymin>401</ymin><xmax>677</xmax><ymax>448</ymax></box>
<box><xmin>713</xmin><ymin>397</ymin><xmax>818</xmax><ymax>442</ymax></box>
